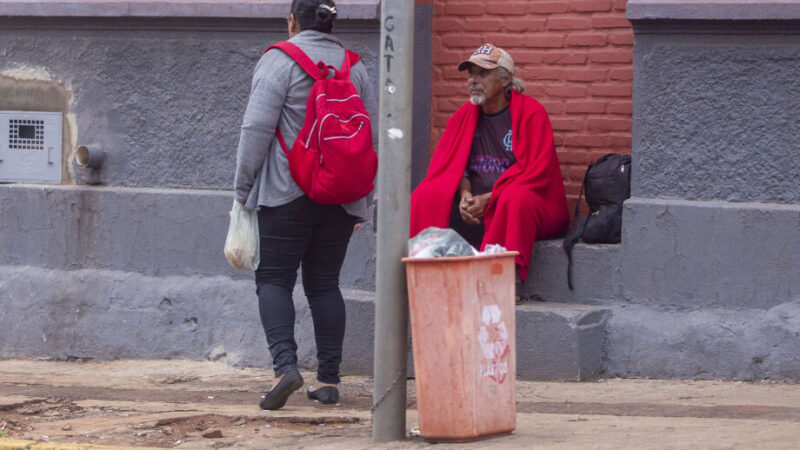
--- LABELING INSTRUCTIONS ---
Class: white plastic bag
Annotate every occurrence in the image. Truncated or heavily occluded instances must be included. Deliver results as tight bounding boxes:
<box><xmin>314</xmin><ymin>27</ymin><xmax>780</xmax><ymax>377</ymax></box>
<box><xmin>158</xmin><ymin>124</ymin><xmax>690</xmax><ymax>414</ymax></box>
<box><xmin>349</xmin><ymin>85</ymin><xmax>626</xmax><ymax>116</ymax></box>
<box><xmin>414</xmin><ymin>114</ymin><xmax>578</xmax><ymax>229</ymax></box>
<box><xmin>223</xmin><ymin>200</ymin><xmax>260</xmax><ymax>270</ymax></box>
<box><xmin>480</xmin><ymin>244</ymin><xmax>507</xmax><ymax>255</ymax></box>
<box><xmin>408</xmin><ymin>227</ymin><xmax>478</xmax><ymax>259</ymax></box>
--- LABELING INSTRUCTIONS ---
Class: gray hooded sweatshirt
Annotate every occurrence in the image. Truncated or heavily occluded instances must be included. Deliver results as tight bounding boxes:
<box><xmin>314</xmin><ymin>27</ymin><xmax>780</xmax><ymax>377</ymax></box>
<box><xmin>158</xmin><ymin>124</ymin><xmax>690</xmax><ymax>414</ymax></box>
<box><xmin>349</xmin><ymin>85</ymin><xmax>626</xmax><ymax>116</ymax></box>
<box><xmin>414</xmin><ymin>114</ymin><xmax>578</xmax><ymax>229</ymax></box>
<box><xmin>234</xmin><ymin>30</ymin><xmax>377</xmax><ymax>220</ymax></box>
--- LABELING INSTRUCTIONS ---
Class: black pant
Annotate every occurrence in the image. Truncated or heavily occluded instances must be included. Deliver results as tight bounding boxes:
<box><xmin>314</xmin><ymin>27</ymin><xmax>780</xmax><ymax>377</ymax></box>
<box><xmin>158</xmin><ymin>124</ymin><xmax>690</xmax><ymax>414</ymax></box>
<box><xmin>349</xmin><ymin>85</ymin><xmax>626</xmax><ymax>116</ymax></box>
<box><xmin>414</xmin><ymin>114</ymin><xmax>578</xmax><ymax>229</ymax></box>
<box><xmin>449</xmin><ymin>194</ymin><xmax>484</xmax><ymax>249</ymax></box>
<box><xmin>255</xmin><ymin>196</ymin><xmax>356</xmax><ymax>384</ymax></box>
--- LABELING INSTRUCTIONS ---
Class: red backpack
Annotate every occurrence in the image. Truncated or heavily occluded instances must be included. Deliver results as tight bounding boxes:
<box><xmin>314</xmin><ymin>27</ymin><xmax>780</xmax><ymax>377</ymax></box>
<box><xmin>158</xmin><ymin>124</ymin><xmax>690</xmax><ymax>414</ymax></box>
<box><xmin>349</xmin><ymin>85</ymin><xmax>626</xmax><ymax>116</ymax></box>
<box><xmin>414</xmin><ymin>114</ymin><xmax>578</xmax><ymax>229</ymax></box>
<box><xmin>266</xmin><ymin>41</ymin><xmax>377</xmax><ymax>205</ymax></box>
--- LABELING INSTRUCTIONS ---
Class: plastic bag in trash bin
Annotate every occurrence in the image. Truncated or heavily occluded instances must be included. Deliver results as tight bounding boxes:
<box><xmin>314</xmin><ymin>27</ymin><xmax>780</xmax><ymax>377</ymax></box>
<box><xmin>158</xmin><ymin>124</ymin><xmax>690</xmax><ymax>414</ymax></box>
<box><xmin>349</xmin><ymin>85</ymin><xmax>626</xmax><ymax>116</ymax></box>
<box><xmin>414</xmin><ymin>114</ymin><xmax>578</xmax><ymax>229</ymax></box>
<box><xmin>480</xmin><ymin>244</ymin><xmax>507</xmax><ymax>255</ymax></box>
<box><xmin>408</xmin><ymin>227</ymin><xmax>478</xmax><ymax>258</ymax></box>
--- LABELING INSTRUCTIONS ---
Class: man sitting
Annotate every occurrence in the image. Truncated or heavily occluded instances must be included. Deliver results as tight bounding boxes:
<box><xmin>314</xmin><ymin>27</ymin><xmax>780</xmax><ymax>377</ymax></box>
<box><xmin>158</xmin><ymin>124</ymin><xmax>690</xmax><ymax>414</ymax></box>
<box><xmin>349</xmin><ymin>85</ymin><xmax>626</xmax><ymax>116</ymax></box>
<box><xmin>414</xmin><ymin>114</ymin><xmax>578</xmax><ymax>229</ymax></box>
<box><xmin>410</xmin><ymin>44</ymin><xmax>569</xmax><ymax>286</ymax></box>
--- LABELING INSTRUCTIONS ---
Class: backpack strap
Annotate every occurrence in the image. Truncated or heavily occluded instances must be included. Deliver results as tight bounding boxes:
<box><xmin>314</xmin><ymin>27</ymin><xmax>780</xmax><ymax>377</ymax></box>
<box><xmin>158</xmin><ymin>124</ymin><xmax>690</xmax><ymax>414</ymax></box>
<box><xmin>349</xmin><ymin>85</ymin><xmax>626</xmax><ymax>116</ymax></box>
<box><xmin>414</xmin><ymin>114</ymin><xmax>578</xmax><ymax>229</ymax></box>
<box><xmin>346</xmin><ymin>50</ymin><xmax>361</xmax><ymax>66</ymax></box>
<box><xmin>276</xmin><ymin>128</ymin><xmax>289</xmax><ymax>156</ymax></box>
<box><xmin>563</xmin><ymin>167</ymin><xmax>590</xmax><ymax>290</ymax></box>
<box><xmin>266</xmin><ymin>41</ymin><xmax>323</xmax><ymax>80</ymax></box>
<box><xmin>267</xmin><ymin>42</ymin><xmax>319</xmax><ymax>156</ymax></box>
<box><xmin>337</xmin><ymin>50</ymin><xmax>360</xmax><ymax>80</ymax></box>
<box><xmin>266</xmin><ymin>42</ymin><xmax>361</xmax><ymax>81</ymax></box>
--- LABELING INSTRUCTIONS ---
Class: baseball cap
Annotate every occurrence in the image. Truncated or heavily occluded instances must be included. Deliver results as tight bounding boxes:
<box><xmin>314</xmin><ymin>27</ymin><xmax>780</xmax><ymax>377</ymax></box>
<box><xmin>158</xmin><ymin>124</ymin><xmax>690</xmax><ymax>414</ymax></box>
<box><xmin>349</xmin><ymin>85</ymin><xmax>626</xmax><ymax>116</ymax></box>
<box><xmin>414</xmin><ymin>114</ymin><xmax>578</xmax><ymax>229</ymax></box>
<box><xmin>457</xmin><ymin>44</ymin><xmax>515</xmax><ymax>73</ymax></box>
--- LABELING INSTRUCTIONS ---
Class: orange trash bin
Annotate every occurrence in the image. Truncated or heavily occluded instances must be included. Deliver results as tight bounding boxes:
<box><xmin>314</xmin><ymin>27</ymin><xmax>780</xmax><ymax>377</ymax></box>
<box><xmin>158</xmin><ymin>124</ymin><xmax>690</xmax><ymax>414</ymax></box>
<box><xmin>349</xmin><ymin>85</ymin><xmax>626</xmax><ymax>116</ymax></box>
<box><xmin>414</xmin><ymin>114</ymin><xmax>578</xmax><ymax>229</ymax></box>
<box><xmin>403</xmin><ymin>251</ymin><xmax>517</xmax><ymax>442</ymax></box>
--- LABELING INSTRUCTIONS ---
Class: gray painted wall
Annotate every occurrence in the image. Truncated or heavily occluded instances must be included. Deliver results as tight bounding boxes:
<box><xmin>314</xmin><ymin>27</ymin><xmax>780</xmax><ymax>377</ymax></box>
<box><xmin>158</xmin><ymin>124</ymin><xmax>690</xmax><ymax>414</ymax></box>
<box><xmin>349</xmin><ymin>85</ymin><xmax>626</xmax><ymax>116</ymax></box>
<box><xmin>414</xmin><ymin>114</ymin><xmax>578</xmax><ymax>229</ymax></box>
<box><xmin>0</xmin><ymin>1</ymin><xmax>433</xmax><ymax>190</ymax></box>
<box><xmin>632</xmin><ymin>30</ymin><xmax>800</xmax><ymax>204</ymax></box>
<box><xmin>615</xmin><ymin>3</ymin><xmax>800</xmax><ymax>380</ymax></box>
<box><xmin>0</xmin><ymin>3</ymin><xmax>432</xmax><ymax>293</ymax></box>
<box><xmin>0</xmin><ymin>17</ymin><xmax>380</xmax><ymax>189</ymax></box>
<box><xmin>0</xmin><ymin>3</ymin><xmax>433</xmax><ymax>376</ymax></box>
<box><xmin>0</xmin><ymin>6</ymin><xmax>386</xmax><ymax>369</ymax></box>
<box><xmin>625</xmin><ymin>16</ymin><xmax>800</xmax><ymax>310</ymax></box>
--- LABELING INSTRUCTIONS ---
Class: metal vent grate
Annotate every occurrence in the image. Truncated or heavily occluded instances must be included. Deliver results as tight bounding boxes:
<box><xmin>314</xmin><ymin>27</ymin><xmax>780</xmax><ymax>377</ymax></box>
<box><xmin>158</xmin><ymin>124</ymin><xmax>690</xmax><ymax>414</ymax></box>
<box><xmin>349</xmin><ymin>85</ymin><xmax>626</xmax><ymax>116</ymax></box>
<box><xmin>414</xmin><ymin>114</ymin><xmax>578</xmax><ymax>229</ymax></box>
<box><xmin>0</xmin><ymin>111</ymin><xmax>62</xmax><ymax>184</ymax></box>
<box><xmin>9</xmin><ymin>119</ymin><xmax>45</xmax><ymax>150</ymax></box>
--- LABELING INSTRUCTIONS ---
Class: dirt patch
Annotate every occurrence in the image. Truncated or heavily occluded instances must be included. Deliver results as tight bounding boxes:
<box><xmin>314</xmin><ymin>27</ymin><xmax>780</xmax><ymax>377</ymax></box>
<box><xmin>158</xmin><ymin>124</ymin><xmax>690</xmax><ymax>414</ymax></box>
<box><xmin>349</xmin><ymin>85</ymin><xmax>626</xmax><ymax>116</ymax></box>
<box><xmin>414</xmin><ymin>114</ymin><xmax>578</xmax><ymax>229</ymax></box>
<box><xmin>0</xmin><ymin>397</ymin><xmax>135</xmax><ymax>440</ymax></box>
<box><xmin>1</xmin><ymin>402</ymin><xmax>367</xmax><ymax>448</ymax></box>
<box><xmin>1</xmin><ymin>417</ymin><xmax>30</xmax><ymax>439</ymax></box>
<box><xmin>108</xmin><ymin>414</ymin><xmax>362</xmax><ymax>448</ymax></box>
<box><xmin>2</xmin><ymin>397</ymin><xmax>129</xmax><ymax>420</ymax></box>
<box><xmin>0</xmin><ymin>371</ymin><xmax>375</xmax><ymax>448</ymax></box>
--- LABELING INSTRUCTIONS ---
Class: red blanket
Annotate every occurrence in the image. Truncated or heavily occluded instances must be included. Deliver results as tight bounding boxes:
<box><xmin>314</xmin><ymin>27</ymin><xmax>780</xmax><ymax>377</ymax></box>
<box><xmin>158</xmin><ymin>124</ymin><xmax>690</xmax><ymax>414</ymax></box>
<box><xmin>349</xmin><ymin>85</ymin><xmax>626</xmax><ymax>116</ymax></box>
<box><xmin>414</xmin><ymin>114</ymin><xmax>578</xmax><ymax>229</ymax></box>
<box><xmin>410</xmin><ymin>90</ymin><xmax>569</xmax><ymax>281</ymax></box>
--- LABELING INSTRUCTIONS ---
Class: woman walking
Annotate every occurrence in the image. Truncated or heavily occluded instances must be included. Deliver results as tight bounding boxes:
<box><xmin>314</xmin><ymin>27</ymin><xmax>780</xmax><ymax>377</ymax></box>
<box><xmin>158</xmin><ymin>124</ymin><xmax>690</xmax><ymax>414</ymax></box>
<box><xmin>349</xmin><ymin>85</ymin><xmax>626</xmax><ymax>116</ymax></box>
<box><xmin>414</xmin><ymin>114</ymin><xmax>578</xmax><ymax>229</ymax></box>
<box><xmin>233</xmin><ymin>0</ymin><xmax>376</xmax><ymax>409</ymax></box>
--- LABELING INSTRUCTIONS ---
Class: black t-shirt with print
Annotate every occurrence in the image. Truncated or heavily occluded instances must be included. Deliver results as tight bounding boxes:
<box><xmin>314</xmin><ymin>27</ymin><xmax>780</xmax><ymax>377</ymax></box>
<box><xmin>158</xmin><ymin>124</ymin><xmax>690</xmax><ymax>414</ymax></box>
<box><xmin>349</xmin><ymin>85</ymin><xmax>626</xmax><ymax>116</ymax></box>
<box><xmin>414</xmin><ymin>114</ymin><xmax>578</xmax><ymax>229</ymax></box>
<box><xmin>465</xmin><ymin>107</ymin><xmax>515</xmax><ymax>196</ymax></box>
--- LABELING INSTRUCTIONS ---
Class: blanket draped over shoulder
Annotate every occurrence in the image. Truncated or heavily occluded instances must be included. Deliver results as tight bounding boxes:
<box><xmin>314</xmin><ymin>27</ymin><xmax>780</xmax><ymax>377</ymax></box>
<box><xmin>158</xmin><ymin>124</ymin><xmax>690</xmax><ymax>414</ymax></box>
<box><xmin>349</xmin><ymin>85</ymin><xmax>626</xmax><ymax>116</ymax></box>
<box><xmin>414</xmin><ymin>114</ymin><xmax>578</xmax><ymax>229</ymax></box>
<box><xmin>410</xmin><ymin>90</ymin><xmax>569</xmax><ymax>281</ymax></box>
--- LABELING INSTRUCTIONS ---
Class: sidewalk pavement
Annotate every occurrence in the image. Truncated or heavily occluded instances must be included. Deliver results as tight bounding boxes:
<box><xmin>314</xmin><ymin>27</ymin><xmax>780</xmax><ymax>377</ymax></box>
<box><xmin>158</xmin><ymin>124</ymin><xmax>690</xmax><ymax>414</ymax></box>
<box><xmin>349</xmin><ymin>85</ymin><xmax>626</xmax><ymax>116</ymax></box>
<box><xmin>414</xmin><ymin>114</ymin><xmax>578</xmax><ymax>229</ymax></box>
<box><xmin>0</xmin><ymin>360</ymin><xmax>798</xmax><ymax>449</ymax></box>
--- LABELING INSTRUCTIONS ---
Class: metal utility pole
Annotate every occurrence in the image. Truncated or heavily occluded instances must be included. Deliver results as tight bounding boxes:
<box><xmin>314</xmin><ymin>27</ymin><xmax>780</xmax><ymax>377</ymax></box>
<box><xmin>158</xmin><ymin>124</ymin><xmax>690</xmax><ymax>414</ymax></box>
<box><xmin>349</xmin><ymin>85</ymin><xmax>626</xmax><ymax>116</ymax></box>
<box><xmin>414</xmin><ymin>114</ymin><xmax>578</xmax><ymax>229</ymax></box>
<box><xmin>373</xmin><ymin>0</ymin><xmax>413</xmax><ymax>443</ymax></box>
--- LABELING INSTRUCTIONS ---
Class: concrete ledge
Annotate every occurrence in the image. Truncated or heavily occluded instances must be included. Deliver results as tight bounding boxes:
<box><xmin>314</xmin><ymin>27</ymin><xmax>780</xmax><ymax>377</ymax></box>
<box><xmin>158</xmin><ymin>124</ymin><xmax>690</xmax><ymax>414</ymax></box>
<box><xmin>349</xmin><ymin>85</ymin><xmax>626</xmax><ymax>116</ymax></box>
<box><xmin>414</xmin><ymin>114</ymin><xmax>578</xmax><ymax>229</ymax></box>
<box><xmin>6</xmin><ymin>264</ymin><xmax>798</xmax><ymax>380</ymax></box>
<box><xmin>350</xmin><ymin>296</ymin><xmax>613</xmax><ymax>381</ymax></box>
<box><xmin>605</xmin><ymin>302</ymin><xmax>800</xmax><ymax>380</ymax></box>
<box><xmin>516</xmin><ymin>303</ymin><xmax>611</xmax><ymax>381</ymax></box>
<box><xmin>627</xmin><ymin>0</ymin><xmax>800</xmax><ymax>21</ymax></box>
<box><xmin>0</xmin><ymin>0</ymin><xmax>380</xmax><ymax>20</ymax></box>
<box><xmin>0</xmin><ymin>184</ymin><xmax>376</xmax><ymax>290</ymax></box>
<box><xmin>0</xmin><ymin>183</ymin><xmax>612</xmax><ymax>307</ymax></box>
<box><xmin>0</xmin><ymin>265</ymin><xmax>264</xmax><ymax>366</ymax></box>
<box><xmin>0</xmin><ymin>264</ymin><xmax>372</xmax><ymax>374</ymax></box>
<box><xmin>0</xmin><ymin>265</ymin><xmax>611</xmax><ymax>381</ymax></box>
<box><xmin>523</xmin><ymin>239</ymin><xmax>622</xmax><ymax>304</ymax></box>
<box><xmin>622</xmin><ymin>197</ymin><xmax>800</xmax><ymax>310</ymax></box>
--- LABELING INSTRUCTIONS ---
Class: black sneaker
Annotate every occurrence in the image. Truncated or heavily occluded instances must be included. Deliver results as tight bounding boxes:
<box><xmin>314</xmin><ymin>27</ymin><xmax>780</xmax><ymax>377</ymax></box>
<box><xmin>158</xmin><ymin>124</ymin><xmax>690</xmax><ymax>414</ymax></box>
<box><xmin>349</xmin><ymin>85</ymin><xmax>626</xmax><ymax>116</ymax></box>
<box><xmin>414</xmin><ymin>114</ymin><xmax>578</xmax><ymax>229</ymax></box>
<box><xmin>259</xmin><ymin>369</ymin><xmax>303</xmax><ymax>410</ymax></box>
<box><xmin>306</xmin><ymin>386</ymin><xmax>339</xmax><ymax>405</ymax></box>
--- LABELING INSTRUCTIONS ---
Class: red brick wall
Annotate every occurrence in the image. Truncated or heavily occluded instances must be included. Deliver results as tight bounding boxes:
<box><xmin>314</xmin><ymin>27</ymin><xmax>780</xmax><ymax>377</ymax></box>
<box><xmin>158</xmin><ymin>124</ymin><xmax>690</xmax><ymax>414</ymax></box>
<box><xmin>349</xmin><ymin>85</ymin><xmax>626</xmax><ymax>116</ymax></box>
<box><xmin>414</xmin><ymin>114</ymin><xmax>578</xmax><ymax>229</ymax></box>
<box><xmin>430</xmin><ymin>0</ymin><xmax>633</xmax><ymax>216</ymax></box>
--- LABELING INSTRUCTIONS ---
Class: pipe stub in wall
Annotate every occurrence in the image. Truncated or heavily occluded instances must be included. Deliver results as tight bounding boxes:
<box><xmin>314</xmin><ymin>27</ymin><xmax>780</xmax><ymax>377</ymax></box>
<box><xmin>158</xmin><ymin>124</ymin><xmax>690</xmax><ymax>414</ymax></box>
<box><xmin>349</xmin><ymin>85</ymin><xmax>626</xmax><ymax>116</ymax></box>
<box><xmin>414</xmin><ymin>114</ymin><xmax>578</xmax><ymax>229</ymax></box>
<box><xmin>76</xmin><ymin>144</ymin><xmax>105</xmax><ymax>169</ymax></box>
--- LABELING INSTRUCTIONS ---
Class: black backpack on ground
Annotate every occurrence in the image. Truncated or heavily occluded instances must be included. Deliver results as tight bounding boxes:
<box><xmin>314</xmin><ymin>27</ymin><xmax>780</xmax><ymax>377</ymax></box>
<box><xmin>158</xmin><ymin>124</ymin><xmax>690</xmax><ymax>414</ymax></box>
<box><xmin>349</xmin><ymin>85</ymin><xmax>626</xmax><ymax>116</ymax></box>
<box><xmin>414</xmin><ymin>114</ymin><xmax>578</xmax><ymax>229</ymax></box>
<box><xmin>563</xmin><ymin>153</ymin><xmax>631</xmax><ymax>289</ymax></box>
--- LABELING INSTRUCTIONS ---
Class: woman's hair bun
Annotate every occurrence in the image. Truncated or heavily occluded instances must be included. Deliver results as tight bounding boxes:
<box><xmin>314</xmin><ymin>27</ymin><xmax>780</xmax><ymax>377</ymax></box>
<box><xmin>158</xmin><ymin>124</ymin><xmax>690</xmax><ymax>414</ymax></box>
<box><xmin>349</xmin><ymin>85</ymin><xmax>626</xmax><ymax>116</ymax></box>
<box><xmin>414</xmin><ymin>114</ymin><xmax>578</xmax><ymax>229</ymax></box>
<box><xmin>316</xmin><ymin>7</ymin><xmax>332</xmax><ymax>23</ymax></box>
<box><xmin>317</xmin><ymin>3</ymin><xmax>336</xmax><ymax>21</ymax></box>
<box><xmin>291</xmin><ymin>0</ymin><xmax>336</xmax><ymax>33</ymax></box>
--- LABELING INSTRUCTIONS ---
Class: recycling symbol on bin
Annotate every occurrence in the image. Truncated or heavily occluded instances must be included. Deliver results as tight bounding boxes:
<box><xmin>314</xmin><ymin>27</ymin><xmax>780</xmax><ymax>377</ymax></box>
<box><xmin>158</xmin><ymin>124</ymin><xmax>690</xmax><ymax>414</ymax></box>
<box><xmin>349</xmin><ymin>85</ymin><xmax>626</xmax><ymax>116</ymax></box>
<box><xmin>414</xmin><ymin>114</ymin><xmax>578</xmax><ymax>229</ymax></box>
<box><xmin>478</xmin><ymin>304</ymin><xmax>510</xmax><ymax>383</ymax></box>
